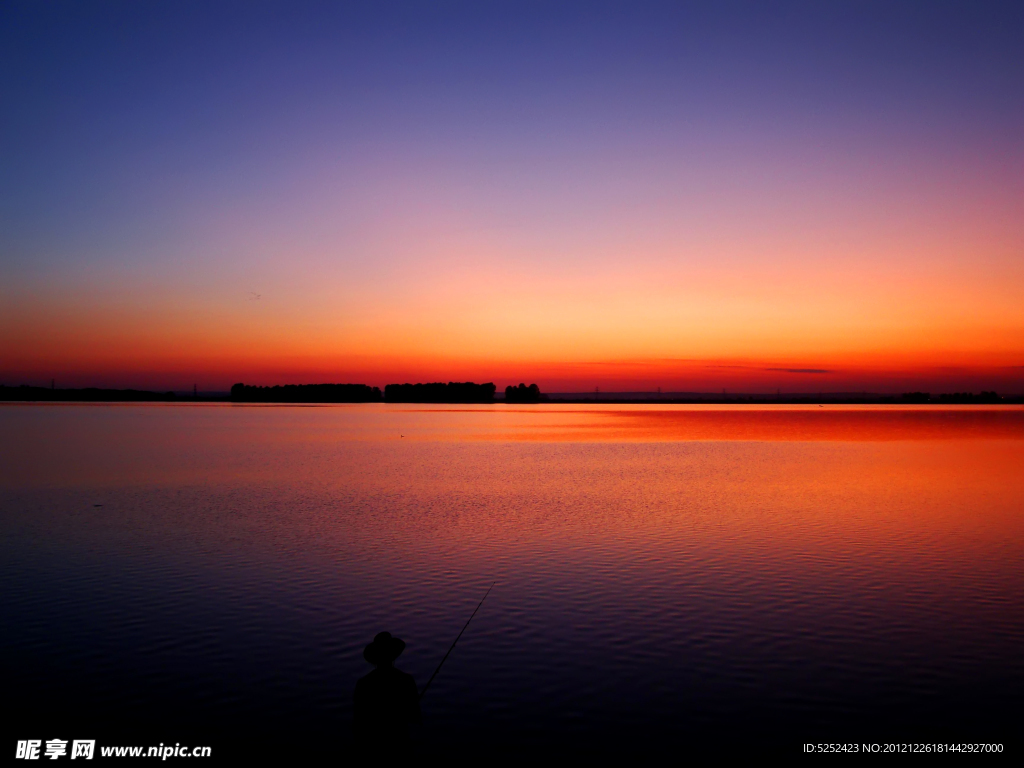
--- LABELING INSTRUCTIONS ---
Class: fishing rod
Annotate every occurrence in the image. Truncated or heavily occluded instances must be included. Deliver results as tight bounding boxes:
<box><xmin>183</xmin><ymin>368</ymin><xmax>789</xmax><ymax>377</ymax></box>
<box><xmin>419</xmin><ymin>581</ymin><xmax>496</xmax><ymax>700</ymax></box>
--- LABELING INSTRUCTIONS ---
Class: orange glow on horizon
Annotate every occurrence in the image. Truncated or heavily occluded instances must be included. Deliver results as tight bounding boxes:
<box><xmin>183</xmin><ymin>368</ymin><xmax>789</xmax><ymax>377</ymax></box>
<box><xmin>3</xmin><ymin>178</ymin><xmax>1021</xmax><ymax>392</ymax></box>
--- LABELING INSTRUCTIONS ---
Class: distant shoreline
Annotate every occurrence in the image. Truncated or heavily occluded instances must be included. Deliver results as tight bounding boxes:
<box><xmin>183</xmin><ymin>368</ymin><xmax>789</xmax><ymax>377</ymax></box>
<box><xmin>2</xmin><ymin>384</ymin><xmax>1020</xmax><ymax>405</ymax></box>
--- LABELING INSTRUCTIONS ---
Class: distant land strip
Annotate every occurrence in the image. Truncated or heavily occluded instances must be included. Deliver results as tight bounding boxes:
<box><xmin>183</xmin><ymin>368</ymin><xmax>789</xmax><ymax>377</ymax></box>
<box><xmin>0</xmin><ymin>385</ymin><xmax>177</xmax><ymax>402</ymax></box>
<box><xmin>383</xmin><ymin>381</ymin><xmax>495</xmax><ymax>403</ymax></box>
<box><xmin>1</xmin><ymin>384</ymin><xmax>1020</xmax><ymax>404</ymax></box>
<box><xmin>230</xmin><ymin>383</ymin><xmax>382</xmax><ymax>402</ymax></box>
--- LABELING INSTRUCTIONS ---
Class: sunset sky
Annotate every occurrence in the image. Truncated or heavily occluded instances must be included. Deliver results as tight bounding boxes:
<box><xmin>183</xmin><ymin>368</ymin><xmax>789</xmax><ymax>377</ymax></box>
<box><xmin>2</xmin><ymin>1</ymin><xmax>1022</xmax><ymax>393</ymax></box>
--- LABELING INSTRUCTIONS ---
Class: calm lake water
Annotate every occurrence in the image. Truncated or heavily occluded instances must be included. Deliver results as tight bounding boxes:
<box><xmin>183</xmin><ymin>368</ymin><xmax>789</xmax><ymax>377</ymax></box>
<box><xmin>3</xmin><ymin>404</ymin><xmax>1022</xmax><ymax>758</ymax></box>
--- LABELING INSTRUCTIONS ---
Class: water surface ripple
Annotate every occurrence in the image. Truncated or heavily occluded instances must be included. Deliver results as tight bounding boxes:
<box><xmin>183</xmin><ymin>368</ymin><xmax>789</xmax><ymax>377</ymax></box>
<box><xmin>2</xmin><ymin>404</ymin><xmax>1022</xmax><ymax>757</ymax></box>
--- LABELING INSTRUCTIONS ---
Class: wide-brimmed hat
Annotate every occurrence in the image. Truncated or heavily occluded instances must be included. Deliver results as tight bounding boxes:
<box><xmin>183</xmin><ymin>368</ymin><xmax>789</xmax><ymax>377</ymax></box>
<box><xmin>364</xmin><ymin>631</ymin><xmax>406</xmax><ymax>665</ymax></box>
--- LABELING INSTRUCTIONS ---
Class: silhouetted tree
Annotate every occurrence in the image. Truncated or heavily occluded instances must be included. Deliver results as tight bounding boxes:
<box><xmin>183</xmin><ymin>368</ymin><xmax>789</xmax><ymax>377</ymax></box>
<box><xmin>504</xmin><ymin>383</ymin><xmax>542</xmax><ymax>403</ymax></box>
<box><xmin>230</xmin><ymin>383</ymin><xmax>382</xmax><ymax>403</ymax></box>
<box><xmin>384</xmin><ymin>382</ymin><xmax>495</xmax><ymax>403</ymax></box>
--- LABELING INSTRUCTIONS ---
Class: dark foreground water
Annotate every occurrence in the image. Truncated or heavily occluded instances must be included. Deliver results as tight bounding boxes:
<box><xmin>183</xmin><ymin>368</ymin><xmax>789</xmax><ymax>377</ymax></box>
<box><xmin>2</xmin><ymin>404</ymin><xmax>1022</xmax><ymax>759</ymax></box>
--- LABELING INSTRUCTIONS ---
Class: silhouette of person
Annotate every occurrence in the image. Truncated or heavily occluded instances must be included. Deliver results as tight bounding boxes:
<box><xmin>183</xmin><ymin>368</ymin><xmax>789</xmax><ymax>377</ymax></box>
<box><xmin>353</xmin><ymin>632</ymin><xmax>420</xmax><ymax>745</ymax></box>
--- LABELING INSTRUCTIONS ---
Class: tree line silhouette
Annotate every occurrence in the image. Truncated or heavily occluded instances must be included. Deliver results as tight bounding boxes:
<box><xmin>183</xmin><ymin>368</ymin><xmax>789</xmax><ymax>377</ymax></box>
<box><xmin>230</xmin><ymin>381</ymin><xmax>510</xmax><ymax>403</ymax></box>
<box><xmin>8</xmin><ymin>382</ymin><xmax>1007</xmax><ymax>405</ymax></box>
<box><xmin>902</xmin><ymin>391</ymin><xmax>1002</xmax><ymax>403</ymax></box>
<box><xmin>505</xmin><ymin>383</ymin><xmax>543</xmax><ymax>403</ymax></box>
<box><xmin>230</xmin><ymin>383</ymin><xmax>382</xmax><ymax>402</ymax></box>
<box><xmin>384</xmin><ymin>382</ymin><xmax>496</xmax><ymax>403</ymax></box>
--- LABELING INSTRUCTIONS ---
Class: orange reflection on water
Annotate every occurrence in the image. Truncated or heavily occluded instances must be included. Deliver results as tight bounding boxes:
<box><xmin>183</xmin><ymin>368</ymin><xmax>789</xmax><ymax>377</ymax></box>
<box><xmin>2</xmin><ymin>403</ymin><xmax>1022</xmax><ymax>599</ymax></box>
<box><xmin>3</xmin><ymin>407</ymin><xmax>1023</xmax><ymax>751</ymax></box>
<box><xmin>411</xmin><ymin>404</ymin><xmax>1024</xmax><ymax>443</ymax></box>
